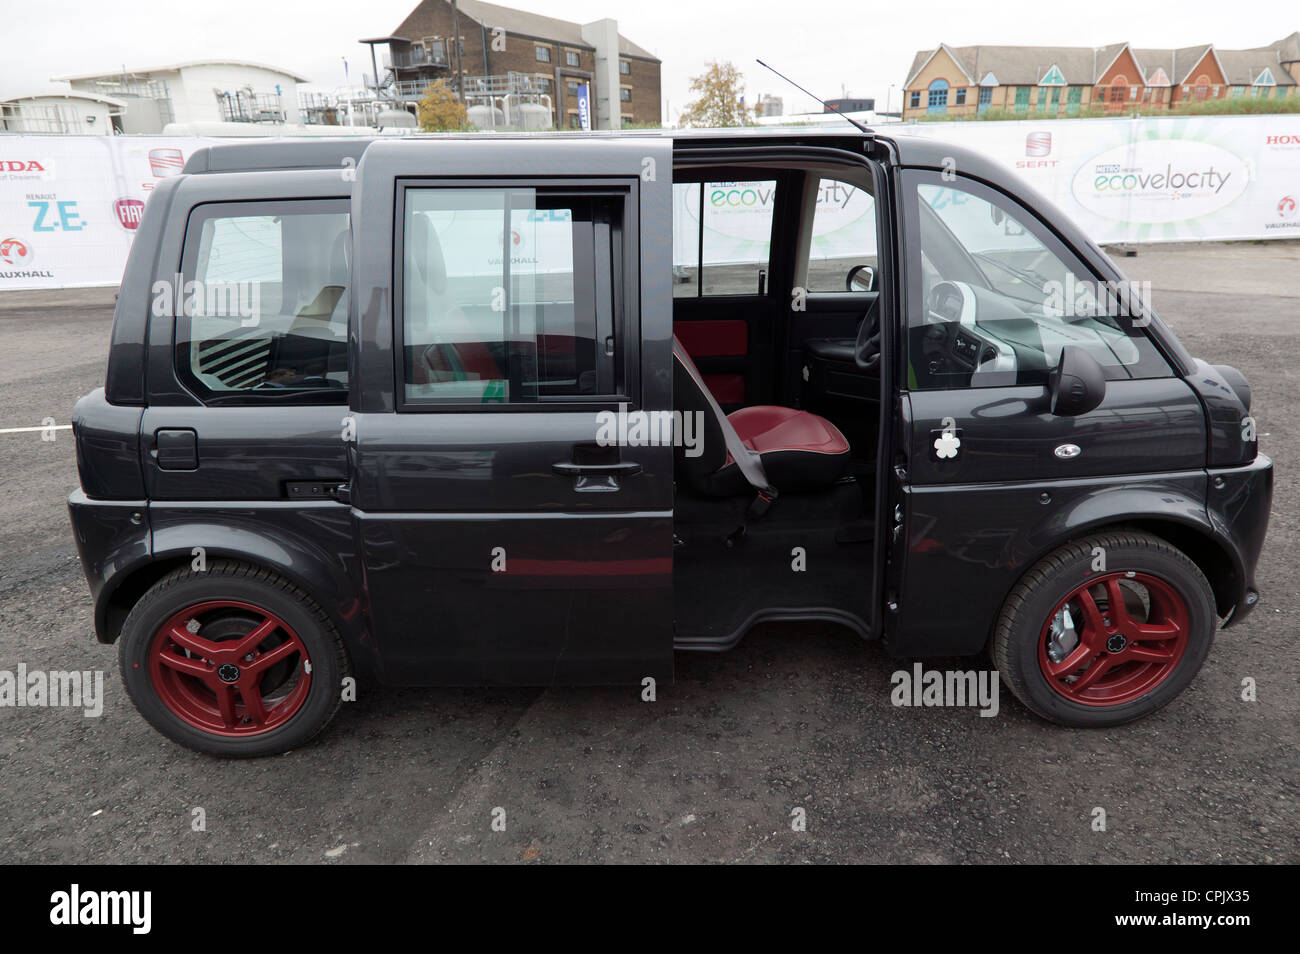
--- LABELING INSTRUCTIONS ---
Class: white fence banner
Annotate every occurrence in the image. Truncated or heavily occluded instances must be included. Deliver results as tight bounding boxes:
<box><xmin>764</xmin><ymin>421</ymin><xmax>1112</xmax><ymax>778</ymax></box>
<box><xmin>2</xmin><ymin>116</ymin><xmax>1299</xmax><ymax>290</ymax></box>
<box><xmin>898</xmin><ymin>113</ymin><xmax>1300</xmax><ymax>244</ymax></box>
<box><xmin>1</xmin><ymin>136</ymin><xmax>225</xmax><ymax>290</ymax></box>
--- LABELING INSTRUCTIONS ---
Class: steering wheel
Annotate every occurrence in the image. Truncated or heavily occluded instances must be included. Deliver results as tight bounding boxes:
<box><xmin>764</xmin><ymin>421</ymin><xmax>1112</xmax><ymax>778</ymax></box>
<box><xmin>854</xmin><ymin>303</ymin><xmax>881</xmax><ymax>370</ymax></box>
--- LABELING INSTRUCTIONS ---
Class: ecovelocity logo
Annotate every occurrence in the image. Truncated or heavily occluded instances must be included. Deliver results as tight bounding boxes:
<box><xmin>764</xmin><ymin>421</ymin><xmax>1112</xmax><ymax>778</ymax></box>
<box><xmin>1071</xmin><ymin>139</ymin><xmax>1249</xmax><ymax>224</ymax></box>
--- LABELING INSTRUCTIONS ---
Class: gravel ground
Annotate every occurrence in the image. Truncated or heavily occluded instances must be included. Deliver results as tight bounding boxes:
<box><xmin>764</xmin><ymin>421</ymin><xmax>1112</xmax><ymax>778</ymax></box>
<box><xmin>0</xmin><ymin>244</ymin><xmax>1295</xmax><ymax>864</ymax></box>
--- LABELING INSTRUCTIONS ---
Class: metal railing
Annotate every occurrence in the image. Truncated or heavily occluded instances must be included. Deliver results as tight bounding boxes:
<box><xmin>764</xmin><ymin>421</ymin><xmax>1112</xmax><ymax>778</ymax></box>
<box><xmin>391</xmin><ymin>43</ymin><xmax>449</xmax><ymax>69</ymax></box>
<box><xmin>214</xmin><ymin>89</ymin><xmax>285</xmax><ymax>124</ymax></box>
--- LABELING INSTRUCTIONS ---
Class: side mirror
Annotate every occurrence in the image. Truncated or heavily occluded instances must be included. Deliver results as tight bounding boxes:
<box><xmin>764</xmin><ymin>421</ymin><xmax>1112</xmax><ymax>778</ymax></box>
<box><xmin>1048</xmin><ymin>346</ymin><xmax>1107</xmax><ymax>416</ymax></box>
<box><xmin>846</xmin><ymin>264</ymin><xmax>875</xmax><ymax>292</ymax></box>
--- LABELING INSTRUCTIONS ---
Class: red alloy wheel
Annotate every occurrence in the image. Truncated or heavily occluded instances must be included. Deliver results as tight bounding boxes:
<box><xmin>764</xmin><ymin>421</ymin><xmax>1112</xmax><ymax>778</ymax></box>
<box><xmin>148</xmin><ymin>600</ymin><xmax>312</xmax><ymax>737</ymax></box>
<box><xmin>1038</xmin><ymin>572</ymin><xmax>1190</xmax><ymax>707</ymax></box>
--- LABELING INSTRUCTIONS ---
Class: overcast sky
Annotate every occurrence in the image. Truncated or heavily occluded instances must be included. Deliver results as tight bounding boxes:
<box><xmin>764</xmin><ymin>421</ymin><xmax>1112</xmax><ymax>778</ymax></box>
<box><xmin>2</xmin><ymin>0</ymin><xmax>1295</xmax><ymax>121</ymax></box>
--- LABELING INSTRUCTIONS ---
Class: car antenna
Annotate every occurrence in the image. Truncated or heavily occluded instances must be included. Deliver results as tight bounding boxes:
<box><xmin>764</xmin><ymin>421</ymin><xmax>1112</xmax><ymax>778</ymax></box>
<box><xmin>755</xmin><ymin>59</ymin><xmax>873</xmax><ymax>135</ymax></box>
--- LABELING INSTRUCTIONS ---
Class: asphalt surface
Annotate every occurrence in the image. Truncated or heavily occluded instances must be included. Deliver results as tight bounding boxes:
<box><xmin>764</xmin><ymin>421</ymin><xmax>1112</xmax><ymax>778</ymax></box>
<box><xmin>1</xmin><ymin>244</ymin><xmax>1296</xmax><ymax>864</ymax></box>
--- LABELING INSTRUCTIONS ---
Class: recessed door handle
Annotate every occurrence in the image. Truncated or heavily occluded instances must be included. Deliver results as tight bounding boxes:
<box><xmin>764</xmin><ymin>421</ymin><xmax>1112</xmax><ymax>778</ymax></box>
<box><xmin>552</xmin><ymin>461</ymin><xmax>642</xmax><ymax>477</ymax></box>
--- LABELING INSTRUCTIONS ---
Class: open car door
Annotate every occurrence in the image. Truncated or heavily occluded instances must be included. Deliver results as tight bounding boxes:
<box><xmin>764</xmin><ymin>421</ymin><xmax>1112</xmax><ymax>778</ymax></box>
<box><xmin>349</xmin><ymin>138</ymin><xmax>675</xmax><ymax>685</ymax></box>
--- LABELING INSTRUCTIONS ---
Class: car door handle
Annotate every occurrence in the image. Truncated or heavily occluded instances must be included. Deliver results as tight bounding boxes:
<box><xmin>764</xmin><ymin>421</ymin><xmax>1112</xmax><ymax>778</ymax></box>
<box><xmin>552</xmin><ymin>461</ymin><xmax>642</xmax><ymax>477</ymax></box>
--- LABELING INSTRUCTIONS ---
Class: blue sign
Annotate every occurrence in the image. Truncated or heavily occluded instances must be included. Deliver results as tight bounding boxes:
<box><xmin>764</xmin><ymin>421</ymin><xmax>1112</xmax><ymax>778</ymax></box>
<box><xmin>576</xmin><ymin>83</ymin><xmax>591</xmax><ymax>131</ymax></box>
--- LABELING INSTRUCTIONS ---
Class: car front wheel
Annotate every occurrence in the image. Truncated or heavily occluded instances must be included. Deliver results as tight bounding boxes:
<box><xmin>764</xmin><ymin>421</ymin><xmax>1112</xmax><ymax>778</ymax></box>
<box><xmin>993</xmin><ymin>530</ymin><xmax>1217</xmax><ymax>727</ymax></box>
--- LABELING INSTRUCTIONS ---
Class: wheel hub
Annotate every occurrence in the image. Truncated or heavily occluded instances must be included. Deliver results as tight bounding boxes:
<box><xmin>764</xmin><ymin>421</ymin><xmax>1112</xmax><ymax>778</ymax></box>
<box><xmin>1037</xmin><ymin>571</ymin><xmax>1190</xmax><ymax>707</ymax></box>
<box><xmin>148</xmin><ymin>600</ymin><xmax>313</xmax><ymax>737</ymax></box>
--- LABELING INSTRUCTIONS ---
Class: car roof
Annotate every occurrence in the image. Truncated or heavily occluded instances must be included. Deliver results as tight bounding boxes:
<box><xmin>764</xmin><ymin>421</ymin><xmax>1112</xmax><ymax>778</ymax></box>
<box><xmin>180</xmin><ymin>125</ymin><xmax>966</xmax><ymax>175</ymax></box>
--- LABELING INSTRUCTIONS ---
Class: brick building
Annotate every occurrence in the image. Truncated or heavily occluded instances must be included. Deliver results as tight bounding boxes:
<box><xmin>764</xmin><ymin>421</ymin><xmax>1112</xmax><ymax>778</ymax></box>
<box><xmin>902</xmin><ymin>33</ymin><xmax>1300</xmax><ymax>120</ymax></box>
<box><xmin>362</xmin><ymin>0</ymin><xmax>661</xmax><ymax>129</ymax></box>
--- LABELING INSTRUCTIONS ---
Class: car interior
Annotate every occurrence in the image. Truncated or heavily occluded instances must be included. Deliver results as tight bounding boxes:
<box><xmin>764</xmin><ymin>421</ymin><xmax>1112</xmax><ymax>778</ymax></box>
<box><xmin>669</xmin><ymin>159</ymin><xmax>884</xmax><ymax>647</ymax></box>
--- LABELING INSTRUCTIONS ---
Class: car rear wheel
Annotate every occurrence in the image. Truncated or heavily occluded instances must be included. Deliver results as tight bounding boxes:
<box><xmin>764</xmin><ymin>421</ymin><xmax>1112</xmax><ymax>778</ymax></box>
<box><xmin>119</xmin><ymin>561</ymin><xmax>349</xmax><ymax>757</ymax></box>
<box><xmin>993</xmin><ymin>530</ymin><xmax>1216</xmax><ymax>727</ymax></box>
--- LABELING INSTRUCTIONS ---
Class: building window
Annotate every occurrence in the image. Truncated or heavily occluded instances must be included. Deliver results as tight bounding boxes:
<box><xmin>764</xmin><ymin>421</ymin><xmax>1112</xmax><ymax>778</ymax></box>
<box><xmin>1014</xmin><ymin>86</ymin><xmax>1030</xmax><ymax>114</ymax></box>
<box><xmin>565</xmin><ymin>50</ymin><xmax>580</xmax><ymax>67</ymax></box>
<box><xmin>619</xmin><ymin>87</ymin><xmax>631</xmax><ymax>102</ymax></box>
<box><xmin>927</xmin><ymin>79</ymin><xmax>948</xmax><ymax>113</ymax></box>
<box><xmin>977</xmin><ymin>86</ymin><xmax>992</xmax><ymax>113</ymax></box>
<box><xmin>567</xmin><ymin>111</ymin><xmax>581</xmax><ymax>129</ymax></box>
<box><xmin>566</xmin><ymin>80</ymin><xmax>581</xmax><ymax>98</ymax></box>
<box><xmin>537</xmin><ymin>78</ymin><xmax>552</xmax><ymax>93</ymax></box>
<box><xmin>1110</xmin><ymin>85</ymin><xmax>1126</xmax><ymax>103</ymax></box>
<box><xmin>1036</xmin><ymin>88</ymin><xmax>1048</xmax><ymax>112</ymax></box>
<box><xmin>619</xmin><ymin>60</ymin><xmax>631</xmax><ymax>75</ymax></box>
<box><xmin>909</xmin><ymin>90</ymin><xmax>921</xmax><ymax>109</ymax></box>
<box><xmin>1067</xmin><ymin>85</ymin><xmax>1081</xmax><ymax>115</ymax></box>
<box><xmin>954</xmin><ymin>87</ymin><xmax>966</xmax><ymax>106</ymax></box>
<box><xmin>535</xmin><ymin>45</ymin><xmax>551</xmax><ymax>63</ymax></box>
<box><xmin>1232</xmin><ymin>85</ymin><xmax>1244</xmax><ymax>97</ymax></box>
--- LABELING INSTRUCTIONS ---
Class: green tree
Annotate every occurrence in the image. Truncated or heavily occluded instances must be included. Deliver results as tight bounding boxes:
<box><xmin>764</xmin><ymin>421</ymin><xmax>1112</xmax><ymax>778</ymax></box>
<box><xmin>679</xmin><ymin>61</ymin><xmax>751</xmax><ymax>128</ymax></box>
<box><xmin>417</xmin><ymin>79</ymin><xmax>470</xmax><ymax>131</ymax></box>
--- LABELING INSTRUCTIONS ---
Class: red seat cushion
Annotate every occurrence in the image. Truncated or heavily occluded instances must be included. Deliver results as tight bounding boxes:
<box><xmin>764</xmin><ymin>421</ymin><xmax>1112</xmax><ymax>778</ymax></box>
<box><xmin>720</xmin><ymin>405</ymin><xmax>850</xmax><ymax>491</ymax></box>
<box><xmin>728</xmin><ymin>405</ymin><xmax>849</xmax><ymax>456</ymax></box>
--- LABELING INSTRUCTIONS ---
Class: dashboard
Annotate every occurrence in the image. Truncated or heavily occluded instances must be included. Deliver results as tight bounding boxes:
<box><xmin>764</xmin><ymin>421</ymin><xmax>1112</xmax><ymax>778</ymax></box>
<box><xmin>920</xmin><ymin>281</ymin><xmax>1018</xmax><ymax>382</ymax></box>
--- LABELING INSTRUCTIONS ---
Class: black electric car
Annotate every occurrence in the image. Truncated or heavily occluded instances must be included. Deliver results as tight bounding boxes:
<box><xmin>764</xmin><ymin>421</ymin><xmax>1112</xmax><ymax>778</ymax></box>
<box><xmin>67</xmin><ymin>129</ymin><xmax>1272</xmax><ymax>756</ymax></box>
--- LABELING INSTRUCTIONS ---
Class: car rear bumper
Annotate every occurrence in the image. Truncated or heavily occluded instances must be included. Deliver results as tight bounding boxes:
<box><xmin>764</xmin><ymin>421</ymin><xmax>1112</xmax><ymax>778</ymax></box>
<box><xmin>68</xmin><ymin>489</ymin><xmax>150</xmax><ymax>642</ymax></box>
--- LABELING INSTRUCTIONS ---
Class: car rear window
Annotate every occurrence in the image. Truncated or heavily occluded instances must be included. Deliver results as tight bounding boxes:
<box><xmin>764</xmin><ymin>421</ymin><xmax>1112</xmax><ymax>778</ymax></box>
<box><xmin>174</xmin><ymin>199</ymin><xmax>350</xmax><ymax>405</ymax></box>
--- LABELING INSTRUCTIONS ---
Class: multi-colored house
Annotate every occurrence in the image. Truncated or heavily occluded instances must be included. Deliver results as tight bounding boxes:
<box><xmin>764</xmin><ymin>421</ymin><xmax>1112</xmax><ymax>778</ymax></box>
<box><xmin>902</xmin><ymin>33</ymin><xmax>1300</xmax><ymax>120</ymax></box>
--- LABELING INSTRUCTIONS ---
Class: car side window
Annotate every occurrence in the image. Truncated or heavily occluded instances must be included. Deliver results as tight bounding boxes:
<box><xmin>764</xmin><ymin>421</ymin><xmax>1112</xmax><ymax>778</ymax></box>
<box><xmin>672</xmin><ymin>180</ymin><xmax>776</xmax><ymax>297</ymax></box>
<box><xmin>805</xmin><ymin>177</ymin><xmax>878</xmax><ymax>292</ymax></box>
<box><xmin>401</xmin><ymin>187</ymin><xmax>626</xmax><ymax>405</ymax></box>
<box><xmin>907</xmin><ymin>177</ymin><xmax>1169</xmax><ymax>390</ymax></box>
<box><xmin>175</xmin><ymin>200</ymin><xmax>350</xmax><ymax>404</ymax></box>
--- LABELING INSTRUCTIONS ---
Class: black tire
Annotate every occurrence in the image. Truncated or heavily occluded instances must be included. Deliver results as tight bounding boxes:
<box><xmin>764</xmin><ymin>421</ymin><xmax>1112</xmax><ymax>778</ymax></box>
<box><xmin>993</xmin><ymin>530</ymin><xmax>1216</xmax><ymax>727</ymax></box>
<box><xmin>118</xmin><ymin>560</ymin><xmax>350</xmax><ymax>757</ymax></box>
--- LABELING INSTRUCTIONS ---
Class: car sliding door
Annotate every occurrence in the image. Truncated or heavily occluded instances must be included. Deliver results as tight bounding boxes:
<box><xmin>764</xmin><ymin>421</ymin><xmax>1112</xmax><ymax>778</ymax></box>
<box><xmin>349</xmin><ymin>139</ymin><xmax>675</xmax><ymax>686</ymax></box>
